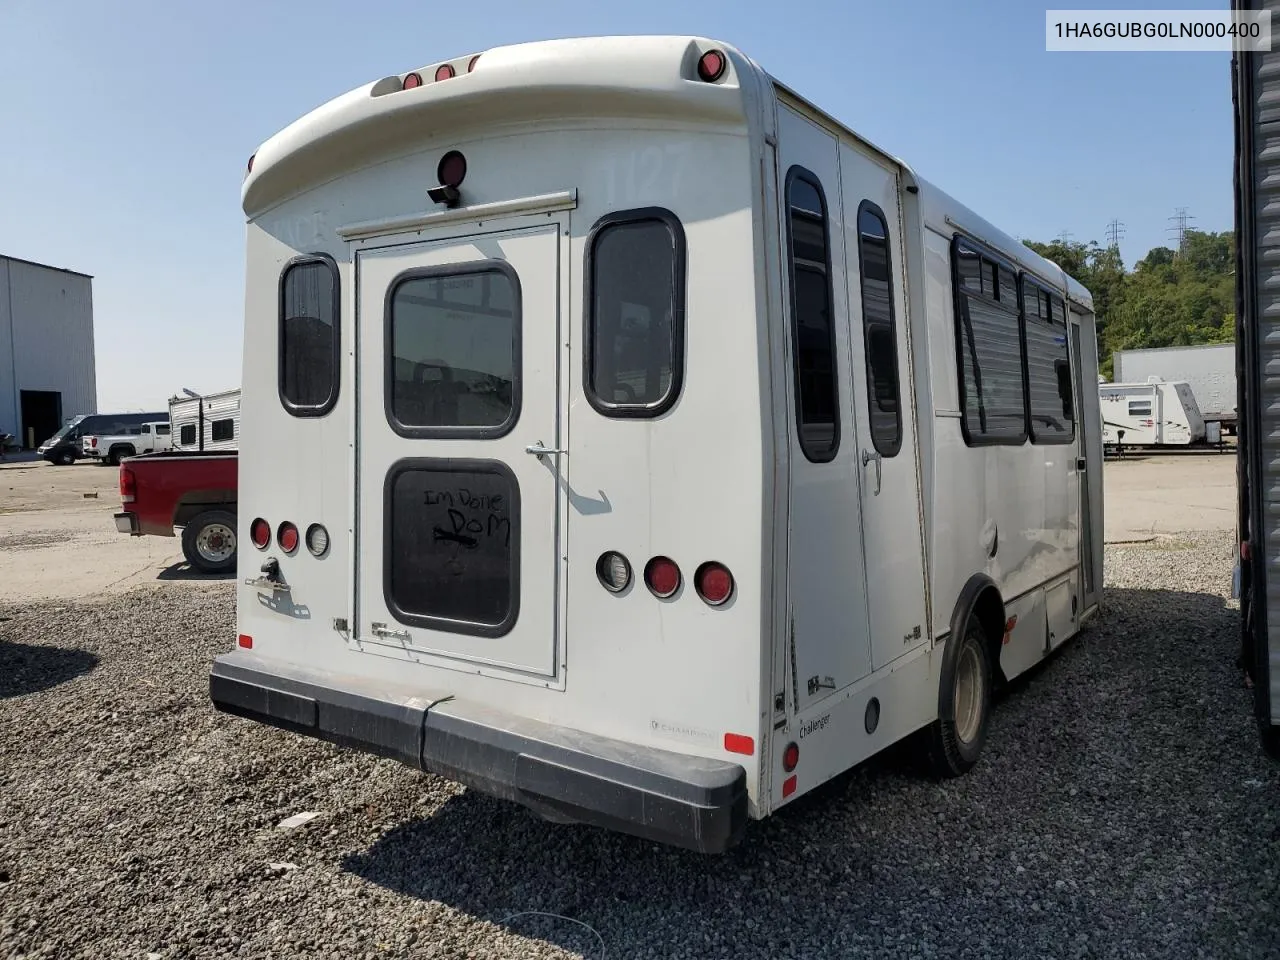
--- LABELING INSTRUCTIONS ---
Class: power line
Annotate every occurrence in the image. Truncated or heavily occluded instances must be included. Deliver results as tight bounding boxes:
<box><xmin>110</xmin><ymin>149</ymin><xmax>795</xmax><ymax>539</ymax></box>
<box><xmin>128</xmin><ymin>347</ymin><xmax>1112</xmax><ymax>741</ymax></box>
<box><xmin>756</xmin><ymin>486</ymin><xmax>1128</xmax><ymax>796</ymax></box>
<box><xmin>1168</xmin><ymin>207</ymin><xmax>1195</xmax><ymax>254</ymax></box>
<box><xmin>1056</xmin><ymin>229</ymin><xmax>1074</xmax><ymax>244</ymax></box>
<box><xmin>1105</xmin><ymin>218</ymin><xmax>1126</xmax><ymax>250</ymax></box>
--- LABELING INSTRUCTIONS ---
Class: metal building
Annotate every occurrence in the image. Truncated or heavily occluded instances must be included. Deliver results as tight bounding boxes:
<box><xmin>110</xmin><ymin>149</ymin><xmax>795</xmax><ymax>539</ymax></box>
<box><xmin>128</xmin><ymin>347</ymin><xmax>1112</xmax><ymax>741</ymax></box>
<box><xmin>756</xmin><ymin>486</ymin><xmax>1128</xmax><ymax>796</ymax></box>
<box><xmin>0</xmin><ymin>254</ymin><xmax>97</xmax><ymax>449</ymax></box>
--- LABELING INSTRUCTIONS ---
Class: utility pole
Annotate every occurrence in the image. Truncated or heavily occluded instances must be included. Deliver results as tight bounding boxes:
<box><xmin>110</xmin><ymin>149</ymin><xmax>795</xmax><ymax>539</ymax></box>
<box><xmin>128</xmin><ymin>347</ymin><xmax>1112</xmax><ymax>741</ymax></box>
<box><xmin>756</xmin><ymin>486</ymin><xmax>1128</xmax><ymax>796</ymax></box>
<box><xmin>1168</xmin><ymin>207</ymin><xmax>1195</xmax><ymax>254</ymax></box>
<box><xmin>1105</xmin><ymin>218</ymin><xmax>1126</xmax><ymax>250</ymax></box>
<box><xmin>1056</xmin><ymin>229</ymin><xmax>1074</xmax><ymax>245</ymax></box>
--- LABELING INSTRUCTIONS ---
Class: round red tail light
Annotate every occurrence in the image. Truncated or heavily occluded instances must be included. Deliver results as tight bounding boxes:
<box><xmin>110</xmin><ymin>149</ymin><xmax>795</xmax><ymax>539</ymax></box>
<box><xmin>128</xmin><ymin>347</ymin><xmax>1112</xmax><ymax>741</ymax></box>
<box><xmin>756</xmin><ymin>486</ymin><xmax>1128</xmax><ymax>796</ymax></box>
<box><xmin>782</xmin><ymin>741</ymin><xmax>799</xmax><ymax>773</ymax></box>
<box><xmin>434</xmin><ymin>63</ymin><xmax>455</xmax><ymax>82</ymax></box>
<box><xmin>403</xmin><ymin>72</ymin><xmax>423</xmax><ymax>90</ymax></box>
<box><xmin>644</xmin><ymin>556</ymin><xmax>681</xmax><ymax>599</ymax></box>
<box><xmin>694</xmin><ymin>561</ymin><xmax>734</xmax><ymax>606</ymax></box>
<box><xmin>467</xmin><ymin>55</ymin><xmax>481</xmax><ymax>73</ymax></box>
<box><xmin>697</xmin><ymin>49</ymin><xmax>727</xmax><ymax>83</ymax></box>
<box><xmin>250</xmin><ymin>518</ymin><xmax>270</xmax><ymax>550</ymax></box>
<box><xmin>277</xmin><ymin>522</ymin><xmax>299</xmax><ymax>554</ymax></box>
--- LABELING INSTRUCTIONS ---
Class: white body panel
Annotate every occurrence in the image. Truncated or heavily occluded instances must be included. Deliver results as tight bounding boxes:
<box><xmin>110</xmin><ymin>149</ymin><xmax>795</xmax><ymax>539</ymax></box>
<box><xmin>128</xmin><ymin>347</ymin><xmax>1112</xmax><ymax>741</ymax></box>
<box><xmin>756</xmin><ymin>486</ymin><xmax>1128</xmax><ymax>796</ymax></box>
<box><xmin>1113</xmin><ymin>344</ymin><xmax>1235</xmax><ymax>423</ymax></box>
<box><xmin>1101</xmin><ymin>380</ymin><xmax>1205</xmax><ymax>446</ymax></box>
<box><xmin>223</xmin><ymin>35</ymin><xmax>1104</xmax><ymax>842</ymax></box>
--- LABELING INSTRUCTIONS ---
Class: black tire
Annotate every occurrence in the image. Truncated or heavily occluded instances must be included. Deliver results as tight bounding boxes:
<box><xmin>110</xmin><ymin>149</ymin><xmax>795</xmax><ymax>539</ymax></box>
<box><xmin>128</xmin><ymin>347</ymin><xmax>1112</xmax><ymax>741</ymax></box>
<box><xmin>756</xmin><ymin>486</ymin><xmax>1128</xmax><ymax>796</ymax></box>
<box><xmin>55</xmin><ymin>451</ymin><xmax>75</xmax><ymax>466</ymax></box>
<box><xmin>107</xmin><ymin>445</ymin><xmax>134</xmax><ymax>467</ymax></box>
<box><xmin>181</xmin><ymin>509</ymin><xmax>238</xmax><ymax>575</ymax></box>
<box><xmin>925</xmin><ymin>616</ymin><xmax>993</xmax><ymax>778</ymax></box>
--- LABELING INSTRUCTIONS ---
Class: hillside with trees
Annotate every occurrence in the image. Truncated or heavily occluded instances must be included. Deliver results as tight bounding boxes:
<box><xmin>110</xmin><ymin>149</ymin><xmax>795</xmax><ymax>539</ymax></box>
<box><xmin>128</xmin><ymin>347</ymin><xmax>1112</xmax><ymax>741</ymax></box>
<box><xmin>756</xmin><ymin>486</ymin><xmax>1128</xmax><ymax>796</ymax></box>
<box><xmin>1022</xmin><ymin>230</ymin><xmax>1234</xmax><ymax>377</ymax></box>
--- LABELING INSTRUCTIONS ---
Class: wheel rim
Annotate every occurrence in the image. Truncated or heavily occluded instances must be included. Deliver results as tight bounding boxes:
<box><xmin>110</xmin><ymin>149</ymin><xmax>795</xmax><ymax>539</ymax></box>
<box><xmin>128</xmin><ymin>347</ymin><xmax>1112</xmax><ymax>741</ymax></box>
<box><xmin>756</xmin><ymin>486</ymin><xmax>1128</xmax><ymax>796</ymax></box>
<box><xmin>196</xmin><ymin>523</ymin><xmax>236</xmax><ymax>563</ymax></box>
<box><xmin>954</xmin><ymin>642</ymin><xmax>984</xmax><ymax>745</ymax></box>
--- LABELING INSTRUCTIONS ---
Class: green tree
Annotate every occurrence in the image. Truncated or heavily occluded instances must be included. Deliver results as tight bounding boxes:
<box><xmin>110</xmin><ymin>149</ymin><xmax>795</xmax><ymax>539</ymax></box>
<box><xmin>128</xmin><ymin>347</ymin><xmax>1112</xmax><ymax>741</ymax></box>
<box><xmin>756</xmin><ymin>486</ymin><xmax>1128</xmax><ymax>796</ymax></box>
<box><xmin>1021</xmin><ymin>229</ymin><xmax>1234</xmax><ymax>377</ymax></box>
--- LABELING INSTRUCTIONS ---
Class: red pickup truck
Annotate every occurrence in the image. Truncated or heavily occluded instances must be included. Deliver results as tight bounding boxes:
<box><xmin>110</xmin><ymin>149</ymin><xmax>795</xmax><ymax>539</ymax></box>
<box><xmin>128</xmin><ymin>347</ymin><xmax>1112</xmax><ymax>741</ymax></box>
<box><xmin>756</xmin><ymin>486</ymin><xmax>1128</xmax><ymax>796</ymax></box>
<box><xmin>114</xmin><ymin>451</ymin><xmax>239</xmax><ymax>574</ymax></box>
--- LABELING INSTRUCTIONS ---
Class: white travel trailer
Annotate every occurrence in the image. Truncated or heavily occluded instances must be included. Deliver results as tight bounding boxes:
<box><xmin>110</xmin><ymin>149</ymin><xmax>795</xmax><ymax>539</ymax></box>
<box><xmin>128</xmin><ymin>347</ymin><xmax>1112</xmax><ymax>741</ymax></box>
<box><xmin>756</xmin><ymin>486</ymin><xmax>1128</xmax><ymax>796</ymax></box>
<box><xmin>170</xmin><ymin>389</ymin><xmax>241</xmax><ymax>452</ymax></box>
<box><xmin>210</xmin><ymin>36</ymin><xmax>1105</xmax><ymax>852</ymax></box>
<box><xmin>1100</xmin><ymin>379</ymin><xmax>1205</xmax><ymax>448</ymax></box>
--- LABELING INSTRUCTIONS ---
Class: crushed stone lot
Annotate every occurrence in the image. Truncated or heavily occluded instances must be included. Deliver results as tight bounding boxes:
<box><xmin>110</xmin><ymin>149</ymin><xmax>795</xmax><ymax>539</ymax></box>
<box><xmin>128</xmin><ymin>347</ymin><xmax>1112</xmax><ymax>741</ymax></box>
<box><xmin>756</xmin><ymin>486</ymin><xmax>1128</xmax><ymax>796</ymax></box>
<box><xmin>1</xmin><ymin>532</ymin><xmax>1278</xmax><ymax>959</ymax></box>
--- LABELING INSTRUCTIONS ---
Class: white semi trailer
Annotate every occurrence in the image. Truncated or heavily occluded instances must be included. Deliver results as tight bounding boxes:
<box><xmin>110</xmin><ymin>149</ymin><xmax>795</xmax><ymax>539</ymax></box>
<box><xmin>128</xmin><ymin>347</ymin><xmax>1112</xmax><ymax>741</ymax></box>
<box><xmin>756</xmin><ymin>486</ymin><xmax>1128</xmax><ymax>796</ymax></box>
<box><xmin>1113</xmin><ymin>344</ymin><xmax>1236</xmax><ymax>436</ymax></box>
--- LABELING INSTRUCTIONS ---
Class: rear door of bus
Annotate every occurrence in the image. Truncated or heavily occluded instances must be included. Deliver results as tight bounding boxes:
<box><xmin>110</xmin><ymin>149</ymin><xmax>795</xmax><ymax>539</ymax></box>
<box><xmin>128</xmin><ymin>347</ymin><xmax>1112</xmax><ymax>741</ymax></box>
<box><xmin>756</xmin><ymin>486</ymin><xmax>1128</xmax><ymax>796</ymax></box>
<box><xmin>352</xmin><ymin>217</ymin><xmax>568</xmax><ymax>685</ymax></box>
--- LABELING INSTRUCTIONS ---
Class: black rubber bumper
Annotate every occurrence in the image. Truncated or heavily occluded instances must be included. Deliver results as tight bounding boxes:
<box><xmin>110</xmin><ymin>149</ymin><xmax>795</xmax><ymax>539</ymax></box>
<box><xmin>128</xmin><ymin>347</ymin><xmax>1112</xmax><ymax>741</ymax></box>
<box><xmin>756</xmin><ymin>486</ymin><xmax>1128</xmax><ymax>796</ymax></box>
<box><xmin>209</xmin><ymin>654</ymin><xmax>748</xmax><ymax>853</ymax></box>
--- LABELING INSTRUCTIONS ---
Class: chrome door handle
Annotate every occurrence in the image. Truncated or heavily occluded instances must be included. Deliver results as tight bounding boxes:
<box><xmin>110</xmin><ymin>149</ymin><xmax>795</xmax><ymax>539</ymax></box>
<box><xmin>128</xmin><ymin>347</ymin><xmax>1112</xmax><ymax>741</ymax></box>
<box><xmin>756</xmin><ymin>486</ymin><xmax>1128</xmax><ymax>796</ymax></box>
<box><xmin>525</xmin><ymin>441</ymin><xmax>566</xmax><ymax>459</ymax></box>
<box><xmin>861</xmin><ymin>448</ymin><xmax>882</xmax><ymax>496</ymax></box>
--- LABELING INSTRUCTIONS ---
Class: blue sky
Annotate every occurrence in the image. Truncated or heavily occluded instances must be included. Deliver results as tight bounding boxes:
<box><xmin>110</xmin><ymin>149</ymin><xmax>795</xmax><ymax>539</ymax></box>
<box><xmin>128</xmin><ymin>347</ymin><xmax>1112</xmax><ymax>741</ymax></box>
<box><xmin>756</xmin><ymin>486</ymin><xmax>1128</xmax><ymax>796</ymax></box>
<box><xmin>0</xmin><ymin>0</ymin><xmax>1232</xmax><ymax>410</ymax></box>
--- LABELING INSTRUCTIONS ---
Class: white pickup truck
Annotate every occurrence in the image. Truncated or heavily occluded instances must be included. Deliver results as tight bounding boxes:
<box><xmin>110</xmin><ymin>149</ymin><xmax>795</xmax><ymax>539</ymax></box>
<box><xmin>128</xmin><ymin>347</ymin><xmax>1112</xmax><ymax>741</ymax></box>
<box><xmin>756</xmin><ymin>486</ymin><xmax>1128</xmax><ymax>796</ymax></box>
<box><xmin>82</xmin><ymin>420</ymin><xmax>172</xmax><ymax>465</ymax></box>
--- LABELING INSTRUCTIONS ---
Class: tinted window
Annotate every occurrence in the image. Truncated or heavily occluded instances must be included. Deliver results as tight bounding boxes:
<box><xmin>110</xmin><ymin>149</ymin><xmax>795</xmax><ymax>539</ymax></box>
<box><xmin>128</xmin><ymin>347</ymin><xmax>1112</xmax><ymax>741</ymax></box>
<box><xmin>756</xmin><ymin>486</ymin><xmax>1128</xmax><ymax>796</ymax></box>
<box><xmin>388</xmin><ymin>264</ymin><xmax>519</xmax><ymax>437</ymax></box>
<box><xmin>954</xmin><ymin>238</ymin><xmax>1026</xmax><ymax>444</ymax></box>
<box><xmin>211</xmin><ymin>418</ymin><xmax>235</xmax><ymax>443</ymax></box>
<box><xmin>586</xmin><ymin>210</ymin><xmax>685</xmax><ymax>415</ymax></box>
<box><xmin>180</xmin><ymin>425</ymin><xmax>197</xmax><ymax>446</ymax></box>
<box><xmin>280</xmin><ymin>257</ymin><xmax>339</xmax><ymax>415</ymax></box>
<box><xmin>155</xmin><ymin>424</ymin><xmax>170</xmax><ymax>436</ymax></box>
<box><xmin>385</xmin><ymin>460</ymin><xmax>518</xmax><ymax>636</ymax></box>
<box><xmin>1129</xmin><ymin>400</ymin><xmax>1152</xmax><ymax>416</ymax></box>
<box><xmin>787</xmin><ymin>169</ymin><xmax>840</xmax><ymax>462</ymax></box>
<box><xmin>1022</xmin><ymin>279</ymin><xmax>1074</xmax><ymax>443</ymax></box>
<box><xmin>856</xmin><ymin>203</ymin><xmax>902</xmax><ymax>458</ymax></box>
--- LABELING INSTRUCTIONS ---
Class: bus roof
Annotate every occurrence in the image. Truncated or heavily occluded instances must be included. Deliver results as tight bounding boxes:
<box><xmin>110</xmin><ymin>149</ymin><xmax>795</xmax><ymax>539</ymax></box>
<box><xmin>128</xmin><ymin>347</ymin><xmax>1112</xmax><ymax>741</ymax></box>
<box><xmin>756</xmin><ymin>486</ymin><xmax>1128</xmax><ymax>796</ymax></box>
<box><xmin>243</xmin><ymin>34</ymin><xmax>1093</xmax><ymax>310</ymax></box>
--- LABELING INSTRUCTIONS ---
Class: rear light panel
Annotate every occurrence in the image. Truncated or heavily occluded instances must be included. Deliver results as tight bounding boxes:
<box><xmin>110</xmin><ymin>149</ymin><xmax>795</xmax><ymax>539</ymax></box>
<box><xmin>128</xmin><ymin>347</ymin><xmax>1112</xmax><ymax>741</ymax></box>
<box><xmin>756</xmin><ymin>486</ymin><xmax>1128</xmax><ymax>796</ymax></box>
<box><xmin>119</xmin><ymin>467</ymin><xmax>136</xmax><ymax>504</ymax></box>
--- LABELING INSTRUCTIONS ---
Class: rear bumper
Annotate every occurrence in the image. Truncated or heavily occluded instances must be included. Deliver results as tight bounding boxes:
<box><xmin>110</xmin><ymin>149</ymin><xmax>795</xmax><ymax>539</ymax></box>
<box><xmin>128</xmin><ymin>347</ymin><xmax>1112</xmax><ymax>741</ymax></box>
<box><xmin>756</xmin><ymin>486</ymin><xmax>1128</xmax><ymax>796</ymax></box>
<box><xmin>114</xmin><ymin>512</ymin><xmax>138</xmax><ymax>535</ymax></box>
<box><xmin>209</xmin><ymin>653</ymin><xmax>749</xmax><ymax>853</ymax></box>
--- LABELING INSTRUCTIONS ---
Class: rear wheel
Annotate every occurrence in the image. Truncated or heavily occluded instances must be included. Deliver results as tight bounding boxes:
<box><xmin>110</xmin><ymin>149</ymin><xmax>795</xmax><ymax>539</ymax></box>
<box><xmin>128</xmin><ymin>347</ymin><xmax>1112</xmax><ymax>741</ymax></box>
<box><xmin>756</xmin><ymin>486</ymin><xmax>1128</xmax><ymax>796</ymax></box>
<box><xmin>182</xmin><ymin>509</ymin><xmax>237</xmax><ymax>574</ymax></box>
<box><xmin>107</xmin><ymin>445</ymin><xmax>134</xmax><ymax>466</ymax></box>
<box><xmin>925</xmin><ymin>616</ymin><xmax>993</xmax><ymax>778</ymax></box>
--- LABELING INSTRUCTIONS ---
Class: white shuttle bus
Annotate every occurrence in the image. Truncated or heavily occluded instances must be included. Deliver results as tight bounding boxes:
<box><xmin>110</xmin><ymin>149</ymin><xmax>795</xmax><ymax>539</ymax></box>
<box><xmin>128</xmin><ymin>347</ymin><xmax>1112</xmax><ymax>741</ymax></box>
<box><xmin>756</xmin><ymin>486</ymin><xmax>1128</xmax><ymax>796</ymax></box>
<box><xmin>211</xmin><ymin>36</ymin><xmax>1105</xmax><ymax>852</ymax></box>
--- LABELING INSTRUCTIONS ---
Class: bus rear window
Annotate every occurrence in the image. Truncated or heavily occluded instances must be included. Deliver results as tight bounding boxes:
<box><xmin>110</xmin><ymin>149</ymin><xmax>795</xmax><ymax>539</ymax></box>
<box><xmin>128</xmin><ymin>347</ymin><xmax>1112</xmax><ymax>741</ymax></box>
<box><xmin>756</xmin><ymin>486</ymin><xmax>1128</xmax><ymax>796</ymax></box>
<box><xmin>280</xmin><ymin>255</ymin><xmax>340</xmax><ymax>416</ymax></box>
<box><xmin>585</xmin><ymin>208</ymin><xmax>685</xmax><ymax>417</ymax></box>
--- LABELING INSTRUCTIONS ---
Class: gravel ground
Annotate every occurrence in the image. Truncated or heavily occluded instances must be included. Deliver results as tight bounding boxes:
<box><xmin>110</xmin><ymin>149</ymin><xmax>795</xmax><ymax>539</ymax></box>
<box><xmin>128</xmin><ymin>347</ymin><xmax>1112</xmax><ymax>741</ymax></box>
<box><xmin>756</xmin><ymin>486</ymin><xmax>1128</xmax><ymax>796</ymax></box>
<box><xmin>1</xmin><ymin>531</ymin><xmax>1278</xmax><ymax>960</ymax></box>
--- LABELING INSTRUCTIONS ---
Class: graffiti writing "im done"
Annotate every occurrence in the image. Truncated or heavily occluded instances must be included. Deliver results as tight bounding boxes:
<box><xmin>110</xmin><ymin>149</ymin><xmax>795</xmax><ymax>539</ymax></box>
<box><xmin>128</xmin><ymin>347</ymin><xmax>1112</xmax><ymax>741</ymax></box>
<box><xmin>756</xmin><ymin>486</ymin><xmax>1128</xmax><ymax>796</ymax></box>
<box><xmin>425</xmin><ymin>488</ymin><xmax>510</xmax><ymax>549</ymax></box>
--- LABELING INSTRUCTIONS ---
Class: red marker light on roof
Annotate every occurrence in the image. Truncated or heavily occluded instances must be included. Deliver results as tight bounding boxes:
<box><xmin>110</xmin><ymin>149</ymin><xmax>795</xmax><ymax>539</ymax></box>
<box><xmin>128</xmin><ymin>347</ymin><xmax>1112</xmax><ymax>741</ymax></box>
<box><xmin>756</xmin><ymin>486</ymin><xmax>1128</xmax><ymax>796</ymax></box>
<box><xmin>435</xmin><ymin>63</ymin><xmax>455</xmax><ymax>82</ymax></box>
<box><xmin>247</xmin><ymin>154</ymin><xmax>255</xmax><ymax>173</ymax></box>
<box><xmin>468</xmin><ymin>55</ymin><xmax>481</xmax><ymax>73</ymax></box>
<box><xmin>403</xmin><ymin>72</ymin><xmax>423</xmax><ymax>90</ymax></box>
<box><xmin>697</xmin><ymin>49</ymin><xmax>727</xmax><ymax>83</ymax></box>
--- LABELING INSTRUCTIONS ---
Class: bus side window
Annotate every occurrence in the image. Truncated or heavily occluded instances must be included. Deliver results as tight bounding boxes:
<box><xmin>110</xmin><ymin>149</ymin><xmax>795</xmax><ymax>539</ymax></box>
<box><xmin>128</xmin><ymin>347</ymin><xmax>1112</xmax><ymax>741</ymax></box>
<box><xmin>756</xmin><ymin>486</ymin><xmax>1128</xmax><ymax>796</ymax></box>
<box><xmin>1021</xmin><ymin>279</ymin><xmax>1075</xmax><ymax>443</ymax></box>
<box><xmin>855</xmin><ymin>201</ymin><xmax>902</xmax><ymax>458</ymax></box>
<box><xmin>785</xmin><ymin>168</ymin><xmax>840</xmax><ymax>463</ymax></box>
<box><xmin>280</xmin><ymin>254</ymin><xmax>340</xmax><ymax>417</ymax></box>
<box><xmin>584</xmin><ymin>208</ymin><xmax>685</xmax><ymax>417</ymax></box>
<box><xmin>952</xmin><ymin>237</ymin><xmax>1027</xmax><ymax>445</ymax></box>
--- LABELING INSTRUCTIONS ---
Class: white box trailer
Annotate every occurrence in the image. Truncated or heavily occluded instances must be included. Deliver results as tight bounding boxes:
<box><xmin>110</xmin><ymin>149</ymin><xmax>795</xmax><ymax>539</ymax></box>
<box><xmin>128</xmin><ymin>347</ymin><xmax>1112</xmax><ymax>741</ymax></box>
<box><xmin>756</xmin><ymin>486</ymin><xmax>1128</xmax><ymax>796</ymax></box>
<box><xmin>210</xmin><ymin>36</ymin><xmax>1105</xmax><ymax>851</ymax></box>
<box><xmin>1231</xmin><ymin>0</ymin><xmax>1280</xmax><ymax>758</ymax></box>
<box><xmin>1113</xmin><ymin>344</ymin><xmax>1236</xmax><ymax>434</ymax></box>
<box><xmin>1100</xmin><ymin>379</ymin><xmax>1206</xmax><ymax>448</ymax></box>
<box><xmin>170</xmin><ymin>389</ymin><xmax>240</xmax><ymax>452</ymax></box>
